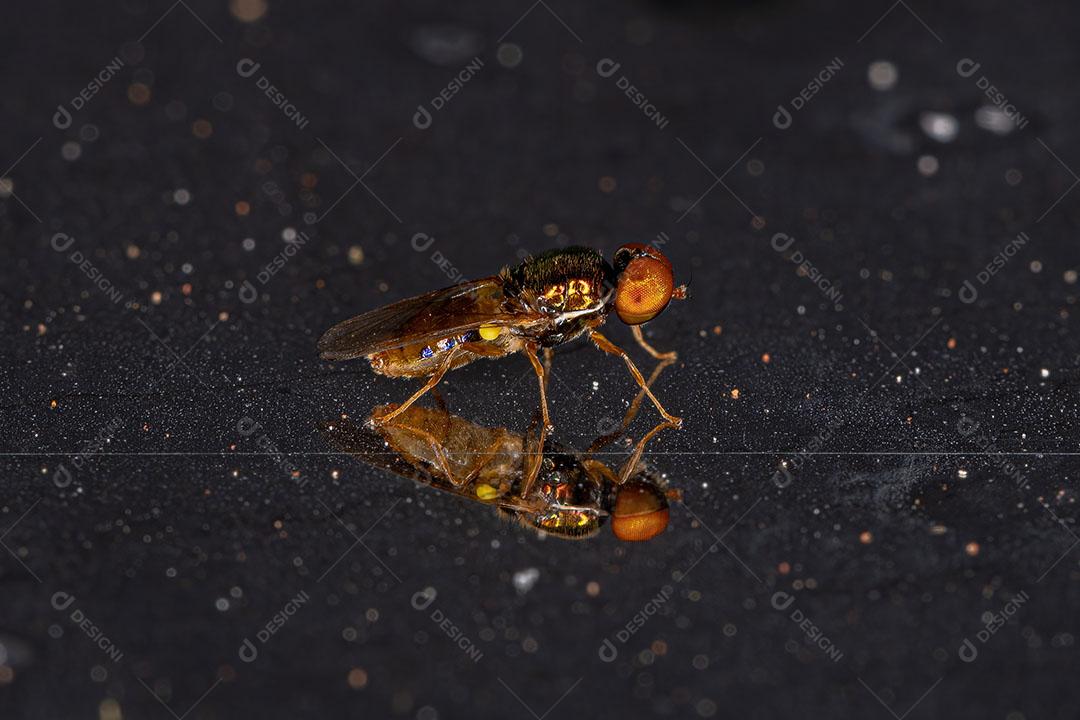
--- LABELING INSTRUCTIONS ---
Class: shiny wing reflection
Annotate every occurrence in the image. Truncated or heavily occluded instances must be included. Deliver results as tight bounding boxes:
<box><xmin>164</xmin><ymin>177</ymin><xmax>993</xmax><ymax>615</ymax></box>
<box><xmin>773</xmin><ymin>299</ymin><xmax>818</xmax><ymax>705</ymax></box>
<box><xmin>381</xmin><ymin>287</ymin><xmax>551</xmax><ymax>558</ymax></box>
<box><xmin>321</xmin><ymin>404</ymin><xmax>679</xmax><ymax>541</ymax></box>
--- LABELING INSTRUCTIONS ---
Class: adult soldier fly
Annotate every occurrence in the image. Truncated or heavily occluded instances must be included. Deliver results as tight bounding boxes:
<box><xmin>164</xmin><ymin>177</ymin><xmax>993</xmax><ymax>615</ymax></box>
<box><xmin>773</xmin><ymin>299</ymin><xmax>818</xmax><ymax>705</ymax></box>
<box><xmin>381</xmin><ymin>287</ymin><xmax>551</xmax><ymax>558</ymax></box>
<box><xmin>318</xmin><ymin>243</ymin><xmax>686</xmax><ymax>494</ymax></box>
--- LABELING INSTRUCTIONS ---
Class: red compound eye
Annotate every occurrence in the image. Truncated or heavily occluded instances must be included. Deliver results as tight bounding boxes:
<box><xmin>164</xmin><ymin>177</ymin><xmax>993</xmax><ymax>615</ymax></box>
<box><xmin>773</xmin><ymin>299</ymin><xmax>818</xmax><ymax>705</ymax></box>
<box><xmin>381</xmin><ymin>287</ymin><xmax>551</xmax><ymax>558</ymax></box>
<box><xmin>614</xmin><ymin>246</ymin><xmax>676</xmax><ymax>325</ymax></box>
<box><xmin>611</xmin><ymin>480</ymin><xmax>670</xmax><ymax>542</ymax></box>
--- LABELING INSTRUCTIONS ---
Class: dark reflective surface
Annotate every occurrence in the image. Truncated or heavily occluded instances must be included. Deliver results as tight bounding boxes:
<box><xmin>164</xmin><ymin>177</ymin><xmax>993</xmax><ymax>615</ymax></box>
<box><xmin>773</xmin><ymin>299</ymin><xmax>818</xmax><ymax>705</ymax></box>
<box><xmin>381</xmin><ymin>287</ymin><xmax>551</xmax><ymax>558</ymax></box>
<box><xmin>3</xmin><ymin>0</ymin><xmax>1078</xmax><ymax>718</ymax></box>
<box><xmin>321</xmin><ymin>403</ymin><xmax>678</xmax><ymax>541</ymax></box>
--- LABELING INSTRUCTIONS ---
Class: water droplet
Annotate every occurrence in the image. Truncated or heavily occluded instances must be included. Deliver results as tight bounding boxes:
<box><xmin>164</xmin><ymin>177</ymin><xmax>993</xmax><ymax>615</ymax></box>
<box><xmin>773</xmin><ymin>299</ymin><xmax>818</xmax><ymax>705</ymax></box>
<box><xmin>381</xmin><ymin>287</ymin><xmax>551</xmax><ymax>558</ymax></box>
<box><xmin>497</xmin><ymin>43</ymin><xmax>523</xmax><ymax>69</ymax></box>
<box><xmin>917</xmin><ymin>154</ymin><xmax>939</xmax><ymax>176</ymax></box>
<box><xmin>867</xmin><ymin>60</ymin><xmax>898</xmax><ymax>91</ymax></box>
<box><xmin>513</xmin><ymin>567</ymin><xmax>540</xmax><ymax>594</ymax></box>
<box><xmin>974</xmin><ymin>105</ymin><xmax>1016</xmax><ymax>136</ymax></box>
<box><xmin>919</xmin><ymin>112</ymin><xmax>959</xmax><ymax>143</ymax></box>
<box><xmin>410</xmin><ymin>25</ymin><xmax>481</xmax><ymax>66</ymax></box>
<box><xmin>61</xmin><ymin>141</ymin><xmax>82</xmax><ymax>161</ymax></box>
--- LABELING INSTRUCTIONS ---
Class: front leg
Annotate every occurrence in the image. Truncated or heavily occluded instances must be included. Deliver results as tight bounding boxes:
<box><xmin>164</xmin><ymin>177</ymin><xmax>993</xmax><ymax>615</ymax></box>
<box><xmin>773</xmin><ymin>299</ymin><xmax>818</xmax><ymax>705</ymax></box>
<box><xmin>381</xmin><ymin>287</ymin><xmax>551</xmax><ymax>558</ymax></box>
<box><xmin>631</xmin><ymin>324</ymin><xmax>677</xmax><ymax>361</ymax></box>
<box><xmin>590</xmin><ymin>330</ymin><xmax>682</xmax><ymax>427</ymax></box>
<box><xmin>586</xmin><ymin>355</ymin><xmax>675</xmax><ymax>455</ymax></box>
<box><xmin>617</xmin><ymin>418</ymin><xmax>679</xmax><ymax>483</ymax></box>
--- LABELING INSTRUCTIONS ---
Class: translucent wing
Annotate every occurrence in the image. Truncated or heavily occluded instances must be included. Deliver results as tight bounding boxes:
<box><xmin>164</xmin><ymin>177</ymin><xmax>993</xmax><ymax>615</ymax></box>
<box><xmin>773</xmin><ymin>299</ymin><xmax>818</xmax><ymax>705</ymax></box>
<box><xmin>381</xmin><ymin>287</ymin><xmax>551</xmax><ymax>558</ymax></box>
<box><xmin>319</xmin><ymin>414</ymin><xmax>546</xmax><ymax>515</ymax></box>
<box><xmin>318</xmin><ymin>276</ymin><xmax>545</xmax><ymax>360</ymax></box>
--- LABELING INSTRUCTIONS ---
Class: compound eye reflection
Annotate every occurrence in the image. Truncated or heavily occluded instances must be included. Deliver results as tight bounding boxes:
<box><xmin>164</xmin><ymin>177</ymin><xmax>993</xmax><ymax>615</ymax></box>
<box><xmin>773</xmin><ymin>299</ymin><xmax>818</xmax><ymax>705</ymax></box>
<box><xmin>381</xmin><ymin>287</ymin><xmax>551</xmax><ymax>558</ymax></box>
<box><xmin>611</xmin><ymin>480</ymin><xmax>670</xmax><ymax>541</ymax></box>
<box><xmin>615</xmin><ymin>256</ymin><xmax>675</xmax><ymax>325</ymax></box>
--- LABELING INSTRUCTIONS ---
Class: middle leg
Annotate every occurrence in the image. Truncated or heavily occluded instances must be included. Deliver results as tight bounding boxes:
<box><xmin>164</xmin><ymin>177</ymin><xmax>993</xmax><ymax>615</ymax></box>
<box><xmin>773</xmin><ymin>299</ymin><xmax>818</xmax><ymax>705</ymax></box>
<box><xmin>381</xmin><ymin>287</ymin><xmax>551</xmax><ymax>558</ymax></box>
<box><xmin>632</xmin><ymin>324</ymin><xmax>677</xmax><ymax>361</ymax></box>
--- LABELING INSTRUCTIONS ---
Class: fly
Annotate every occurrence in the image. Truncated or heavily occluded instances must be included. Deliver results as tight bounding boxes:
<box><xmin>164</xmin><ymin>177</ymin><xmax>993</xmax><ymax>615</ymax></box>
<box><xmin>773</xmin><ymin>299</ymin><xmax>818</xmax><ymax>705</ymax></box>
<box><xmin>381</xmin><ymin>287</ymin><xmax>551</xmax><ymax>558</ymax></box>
<box><xmin>318</xmin><ymin>244</ymin><xmax>687</xmax><ymax>495</ymax></box>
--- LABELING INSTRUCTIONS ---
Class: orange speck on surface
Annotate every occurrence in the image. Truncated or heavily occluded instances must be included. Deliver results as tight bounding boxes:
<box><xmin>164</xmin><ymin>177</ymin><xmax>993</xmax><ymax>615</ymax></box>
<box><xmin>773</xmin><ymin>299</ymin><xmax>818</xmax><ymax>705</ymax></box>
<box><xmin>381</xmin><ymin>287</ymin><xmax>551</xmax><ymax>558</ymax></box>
<box><xmin>128</xmin><ymin>83</ymin><xmax>151</xmax><ymax>105</ymax></box>
<box><xmin>947</xmin><ymin>337</ymin><xmax>957</xmax><ymax>349</ymax></box>
<box><xmin>730</xmin><ymin>388</ymin><xmax>740</xmax><ymax>399</ymax></box>
<box><xmin>235</xmin><ymin>201</ymin><xmax>250</xmax><ymax>216</ymax></box>
<box><xmin>859</xmin><ymin>531</ymin><xmax>873</xmax><ymax>544</ymax></box>
<box><xmin>230</xmin><ymin>0</ymin><xmax>268</xmax><ymax>22</ymax></box>
<box><xmin>761</xmin><ymin>353</ymin><xmax>771</xmax><ymax>363</ymax></box>
<box><xmin>778</xmin><ymin>561</ymin><xmax>791</xmax><ymax>575</ymax></box>
<box><xmin>347</xmin><ymin>668</ymin><xmax>368</xmax><ymax>689</ymax></box>
<box><xmin>965</xmin><ymin>541</ymin><xmax>980</xmax><ymax>557</ymax></box>
<box><xmin>193</xmin><ymin>119</ymin><xmax>213</xmax><ymax>139</ymax></box>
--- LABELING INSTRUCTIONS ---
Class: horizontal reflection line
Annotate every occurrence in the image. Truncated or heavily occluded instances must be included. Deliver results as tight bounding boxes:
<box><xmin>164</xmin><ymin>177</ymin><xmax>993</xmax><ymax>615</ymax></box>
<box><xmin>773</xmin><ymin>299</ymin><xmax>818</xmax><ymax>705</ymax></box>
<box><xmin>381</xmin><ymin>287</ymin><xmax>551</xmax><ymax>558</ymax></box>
<box><xmin>2</xmin><ymin>452</ymin><xmax>1078</xmax><ymax>457</ymax></box>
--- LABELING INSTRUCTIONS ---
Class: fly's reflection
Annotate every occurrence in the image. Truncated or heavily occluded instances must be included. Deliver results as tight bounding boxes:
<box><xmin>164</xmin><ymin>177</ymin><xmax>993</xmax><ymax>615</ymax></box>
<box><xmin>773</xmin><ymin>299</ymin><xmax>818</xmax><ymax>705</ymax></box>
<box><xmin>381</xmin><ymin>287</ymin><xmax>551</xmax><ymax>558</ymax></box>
<box><xmin>322</xmin><ymin>402</ymin><xmax>680</xmax><ymax>542</ymax></box>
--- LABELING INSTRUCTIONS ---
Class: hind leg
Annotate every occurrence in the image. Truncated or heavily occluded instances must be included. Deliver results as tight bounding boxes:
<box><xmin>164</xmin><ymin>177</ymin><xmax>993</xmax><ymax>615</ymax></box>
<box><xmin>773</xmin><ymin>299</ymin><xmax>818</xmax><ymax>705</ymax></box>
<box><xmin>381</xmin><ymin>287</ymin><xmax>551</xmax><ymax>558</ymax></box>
<box><xmin>371</xmin><ymin>347</ymin><xmax>462</xmax><ymax>426</ymax></box>
<box><xmin>520</xmin><ymin>343</ymin><xmax>551</xmax><ymax>498</ymax></box>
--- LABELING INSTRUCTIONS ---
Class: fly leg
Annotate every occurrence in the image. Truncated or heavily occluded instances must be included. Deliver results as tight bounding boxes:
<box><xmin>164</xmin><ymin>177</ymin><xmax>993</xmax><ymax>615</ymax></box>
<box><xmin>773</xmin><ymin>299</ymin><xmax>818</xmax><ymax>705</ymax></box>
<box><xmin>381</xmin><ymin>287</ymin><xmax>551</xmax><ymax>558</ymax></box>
<box><xmin>383</xmin><ymin>420</ymin><xmax>467</xmax><ymax>487</ymax></box>
<box><xmin>520</xmin><ymin>342</ymin><xmax>552</xmax><ymax>499</ymax></box>
<box><xmin>617</xmin><ymin>418</ymin><xmax>678</xmax><ymax>484</ymax></box>
<box><xmin>590</xmin><ymin>331</ymin><xmax>682</xmax><ymax>427</ymax></box>
<box><xmin>632</xmin><ymin>324</ymin><xmax>677</xmax><ymax>361</ymax></box>
<box><xmin>371</xmin><ymin>346</ymin><xmax>462</xmax><ymax>426</ymax></box>
<box><xmin>542</xmin><ymin>347</ymin><xmax>555</xmax><ymax>391</ymax></box>
<box><xmin>586</xmin><ymin>355</ymin><xmax>675</xmax><ymax>455</ymax></box>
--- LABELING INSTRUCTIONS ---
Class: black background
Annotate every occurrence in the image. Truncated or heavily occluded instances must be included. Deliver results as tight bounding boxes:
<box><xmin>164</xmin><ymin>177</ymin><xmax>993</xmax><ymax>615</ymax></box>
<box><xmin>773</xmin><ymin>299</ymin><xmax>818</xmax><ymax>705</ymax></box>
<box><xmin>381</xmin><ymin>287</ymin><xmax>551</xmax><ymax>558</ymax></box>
<box><xmin>2</xmin><ymin>1</ymin><xmax>1078</xmax><ymax>718</ymax></box>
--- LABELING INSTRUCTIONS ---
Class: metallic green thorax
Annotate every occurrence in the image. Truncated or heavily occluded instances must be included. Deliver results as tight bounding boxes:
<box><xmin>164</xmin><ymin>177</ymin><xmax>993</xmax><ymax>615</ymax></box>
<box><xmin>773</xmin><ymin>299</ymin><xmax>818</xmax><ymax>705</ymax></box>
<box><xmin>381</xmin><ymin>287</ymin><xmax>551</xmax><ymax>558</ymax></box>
<box><xmin>504</xmin><ymin>247</ymin><xmax>614</xmax><ymax>299</ymax></box>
